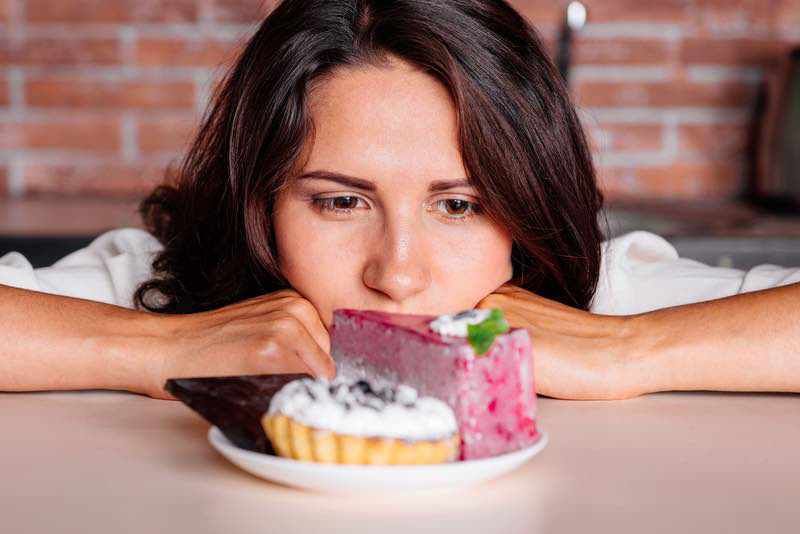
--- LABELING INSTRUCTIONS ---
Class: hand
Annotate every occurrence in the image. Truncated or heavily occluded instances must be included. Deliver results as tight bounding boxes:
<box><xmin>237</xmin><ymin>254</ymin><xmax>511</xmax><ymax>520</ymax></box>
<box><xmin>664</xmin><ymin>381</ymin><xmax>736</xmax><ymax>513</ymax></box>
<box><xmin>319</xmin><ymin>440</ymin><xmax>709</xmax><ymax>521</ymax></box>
<box><xmin>144</xmin><ymin>289</ymin><xmax>336</xmax><ymax>400</ymax></box>
<box><xmin>476</xmin><ymin>283</ymin><xmax>650</xmax><ymax>400</ymax></box>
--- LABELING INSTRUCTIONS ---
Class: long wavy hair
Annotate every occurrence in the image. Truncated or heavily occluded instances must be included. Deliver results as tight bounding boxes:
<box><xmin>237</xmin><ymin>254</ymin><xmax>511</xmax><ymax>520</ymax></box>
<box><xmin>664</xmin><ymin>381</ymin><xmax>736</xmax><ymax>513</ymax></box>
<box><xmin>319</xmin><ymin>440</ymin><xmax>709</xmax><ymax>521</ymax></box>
<box><xmin>133</xmin><ymin>0</ymin><xmax>606</xmax><ymax>314</ymax></box>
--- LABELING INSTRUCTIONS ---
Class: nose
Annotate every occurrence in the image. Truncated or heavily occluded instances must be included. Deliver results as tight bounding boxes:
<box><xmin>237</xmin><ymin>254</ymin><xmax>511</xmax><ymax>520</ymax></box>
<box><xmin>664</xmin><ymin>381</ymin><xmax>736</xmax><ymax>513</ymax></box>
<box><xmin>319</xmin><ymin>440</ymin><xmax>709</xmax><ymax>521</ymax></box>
<box><xmin>362</xmin><ymin>212</ymin><xmax>432</xmax><ymax>304</ymax></box>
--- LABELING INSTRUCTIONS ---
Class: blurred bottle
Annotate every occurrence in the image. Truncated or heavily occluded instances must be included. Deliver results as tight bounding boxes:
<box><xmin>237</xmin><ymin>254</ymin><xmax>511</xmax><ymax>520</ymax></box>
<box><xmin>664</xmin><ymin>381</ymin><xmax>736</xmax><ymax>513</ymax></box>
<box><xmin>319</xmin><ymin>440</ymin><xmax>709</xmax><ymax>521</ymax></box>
<box><xmin>754</xmin><ymin>47</ymin><xmax>800</xmax><ymax>212</ymax></box>
<box><xmin>556</xmin><ymin>1</ymin><xmax>586</xmax><ymax>87</ymax></box>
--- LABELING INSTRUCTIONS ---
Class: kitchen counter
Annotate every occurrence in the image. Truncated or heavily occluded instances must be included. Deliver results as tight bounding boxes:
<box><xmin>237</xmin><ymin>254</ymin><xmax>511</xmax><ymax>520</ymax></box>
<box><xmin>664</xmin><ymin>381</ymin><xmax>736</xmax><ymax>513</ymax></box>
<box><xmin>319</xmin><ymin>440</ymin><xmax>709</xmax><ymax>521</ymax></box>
<box><xmin>603</xmin><ymin>200</ymin><xmax>800</xmax><ymax>238</ymax></box>
<box><xmin>2</xmin><ymin>390</ymin><xmax>798</xmax><ymax>533</ymax></box>
<box><xmin>0</xmin><ymin>198</ymin><xmax>144</xmax><ymax>268</ymax></box>
<box><xmin>605</xmin><ymin>201</ymin><xmax>800</xmax><ymax>269</ymax></box>
<box><xmin>0</xmin><ymin>197</ymin><xmax>143</xmax><ymax>237</ymax></box>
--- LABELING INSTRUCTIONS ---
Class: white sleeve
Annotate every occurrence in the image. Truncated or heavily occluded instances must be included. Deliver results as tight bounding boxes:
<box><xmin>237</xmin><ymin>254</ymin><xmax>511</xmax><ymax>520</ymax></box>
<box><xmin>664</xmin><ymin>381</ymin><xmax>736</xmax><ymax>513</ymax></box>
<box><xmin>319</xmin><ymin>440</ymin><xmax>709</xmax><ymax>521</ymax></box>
<box><xmin>0</xmin><ymin>227</ymin><xmax>163</xmax><ymax>310</ymax></box>
<box><xmin>590</xmin><ymin>230</ymin><xmax>800</xmax><ymax>316</ymax></box>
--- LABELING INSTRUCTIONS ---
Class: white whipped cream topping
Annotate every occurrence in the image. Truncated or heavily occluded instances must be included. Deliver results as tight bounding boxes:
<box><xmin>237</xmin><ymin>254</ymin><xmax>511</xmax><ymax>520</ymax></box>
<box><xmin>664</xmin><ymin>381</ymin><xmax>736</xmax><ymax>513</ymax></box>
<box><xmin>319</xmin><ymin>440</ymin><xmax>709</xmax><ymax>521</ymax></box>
<box><xmin>428</xmin><ymin>308</ymin><xmax>492</xmax><ymax>337</ymax></box>
<box><xmin>267</xmin><ymin>378</ymin><xmax>458</xmax><ymax>441</ymax></box>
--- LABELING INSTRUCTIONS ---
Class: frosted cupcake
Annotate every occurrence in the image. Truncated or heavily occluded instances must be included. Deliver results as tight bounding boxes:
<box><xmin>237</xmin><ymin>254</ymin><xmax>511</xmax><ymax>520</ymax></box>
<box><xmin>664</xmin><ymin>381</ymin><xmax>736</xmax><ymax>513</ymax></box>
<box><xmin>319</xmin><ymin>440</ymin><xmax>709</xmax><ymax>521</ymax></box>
<box><xmin>261</xmin><ymin>377</ymin><xmax>459</xmax><ymax>465</ymax></box>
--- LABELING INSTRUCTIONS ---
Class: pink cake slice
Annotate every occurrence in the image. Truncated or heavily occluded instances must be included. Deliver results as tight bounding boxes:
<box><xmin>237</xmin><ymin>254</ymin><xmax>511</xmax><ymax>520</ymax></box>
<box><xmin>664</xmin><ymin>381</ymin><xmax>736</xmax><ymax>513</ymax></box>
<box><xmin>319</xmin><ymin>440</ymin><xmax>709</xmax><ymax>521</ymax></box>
<box><xmin>330</xmin><ymin>309</ymin><xmax>538</xmax><ymax>460</ymax></box>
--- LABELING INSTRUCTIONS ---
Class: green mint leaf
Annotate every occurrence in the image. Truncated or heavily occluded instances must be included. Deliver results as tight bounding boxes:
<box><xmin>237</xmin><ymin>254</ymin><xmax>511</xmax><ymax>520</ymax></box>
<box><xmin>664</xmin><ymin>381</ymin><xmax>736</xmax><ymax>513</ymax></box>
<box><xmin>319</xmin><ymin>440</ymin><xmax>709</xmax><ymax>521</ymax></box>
<box><xmin>467</xmin><ymin>308</ymin><xmax>510</xmax><ymax>356</ymax></box>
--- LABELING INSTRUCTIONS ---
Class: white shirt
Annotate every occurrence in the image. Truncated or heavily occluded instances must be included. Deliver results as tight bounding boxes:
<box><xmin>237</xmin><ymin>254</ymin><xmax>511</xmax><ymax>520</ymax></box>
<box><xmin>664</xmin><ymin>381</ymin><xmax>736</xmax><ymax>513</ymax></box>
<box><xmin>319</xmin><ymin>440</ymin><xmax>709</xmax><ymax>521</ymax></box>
<box><xmin>0</xmin><ymin>227</ymin><xmax>798</xmax><ymax>314</ymax></box>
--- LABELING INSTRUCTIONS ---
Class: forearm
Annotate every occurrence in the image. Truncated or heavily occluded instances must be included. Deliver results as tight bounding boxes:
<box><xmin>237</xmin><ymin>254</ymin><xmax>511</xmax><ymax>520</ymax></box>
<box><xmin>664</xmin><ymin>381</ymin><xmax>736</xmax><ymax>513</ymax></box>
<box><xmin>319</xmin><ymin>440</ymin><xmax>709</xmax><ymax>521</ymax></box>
<box><xmin>0</xmin><ymin>284</ymin><xmax>167</xmax><ymax>395</ymax></box>
<box><xmin>632</xmin><ymin>283</ymin><xmax>800</xmax><ymax>393</ymax></box>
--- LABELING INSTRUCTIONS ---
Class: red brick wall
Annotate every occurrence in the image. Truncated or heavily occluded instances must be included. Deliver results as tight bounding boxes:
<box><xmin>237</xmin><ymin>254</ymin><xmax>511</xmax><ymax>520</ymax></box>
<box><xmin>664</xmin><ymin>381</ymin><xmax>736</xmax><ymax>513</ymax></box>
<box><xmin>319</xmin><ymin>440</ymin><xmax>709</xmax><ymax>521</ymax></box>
<box><xmin>0</xmin><ymin>0</ymin><xmax>797</xmax><ymax>201</ymax></box>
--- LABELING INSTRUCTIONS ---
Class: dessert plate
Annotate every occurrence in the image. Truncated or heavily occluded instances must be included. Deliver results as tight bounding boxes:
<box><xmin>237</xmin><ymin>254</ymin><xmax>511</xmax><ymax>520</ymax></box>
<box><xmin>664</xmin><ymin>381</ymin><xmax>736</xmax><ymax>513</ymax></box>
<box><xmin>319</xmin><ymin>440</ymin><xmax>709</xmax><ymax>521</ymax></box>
<box><xmin>208</xmin><ymin>425</ymin><xmax>548</xmax><ymax>493</ymax></box>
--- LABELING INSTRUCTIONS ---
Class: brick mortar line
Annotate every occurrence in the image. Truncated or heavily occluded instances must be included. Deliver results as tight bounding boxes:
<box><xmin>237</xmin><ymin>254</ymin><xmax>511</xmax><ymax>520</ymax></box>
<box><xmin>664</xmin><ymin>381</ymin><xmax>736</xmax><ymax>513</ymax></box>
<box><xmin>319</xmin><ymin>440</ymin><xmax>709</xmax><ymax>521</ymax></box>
<box><xmin>686</xmin><ymin>66</ymin><xmax>765</xmax><ymax>83</ymax></box>
<box><xmin>576</xmin><ymin>109</ymin><xmax>601</xmax><ymax>138</ymax></box>
<box><xmin>0</xmin><ymin>110</ymin><xmax>201</xmax><ymax>120</ymax></box>
<box><xmin>639</xmin><ymin>153</ymin><xmax>749</xmax><ymax>166</ymax></box>
<box><xmin>7</xmin><ymin>68</ymin><xmax>25</xmax><ymax>110</ymax></box>
<box><xmin>13</xmin><ymin>23</ymin><xmax>258</xmax><ymax>39</ymax></box>
<box><xmin>571</xmin><ymin>65</ymin><xmax>676</xmax><ymax>82</ymax></box>
<box><xmin>584</xmin><ymin>127</ymin><xmax>670</xmax><ymax>167</ymax></box>
<box><xmin>1</xmin><ymin>64</ymin><xmax>764</xmax><ymax>83</ymax></box>
<box><xmin>193</xmin><ymin>69</ymin><xmax>219</xmax><ymax>114</ymax></box>
<box><xmin>197</xmin><ymin>0</ymin><xmax>214</xmax><ymax>24</ymax></box>
<box><xmin>0</xmin><ymin>107</ymin><xmax>745</xmax><ymax>125</ymax></box>
<box><xmin>0</xmin><ymin>65</ymin><xmax>220</xmax><ymax>80</ymax></box>
<box><xmin>595</xmin><ymin>153</ymin><xmax>673</xmax><ymax>167</ymax></box>
<box><xmin>0</xmin><ymin>151</ymin><xmax>180</xmax><ymax>165</ymax></box>
<box><xmin>121</xmin><ymin>114</ymin><xmax>139</xmax><ymax>162</ymax></box>
<box><xmin>777</xmin><ymin>29</ymin><xmax>800</xmax><ymax>41</ymax></box>
<box><xmin>6</xmin><ymin>0</ymin><xmax>24</xmax><ymax>42</ymax></box>
<box><xmin>661</xmin><ymin>114</ymin><xmax>680</xmax><ymax>164</ymax></box>
<box><xmin>7</xmin><ymin>160</ymin><xmax>25</xmax><ymax>197</ymax></box>
<box><xmin>579</xmin><ymin>23</ymin><xmax>683</xmax><ymax>41</ymax></box>
<box><xmin>7</xmin><ymin>21</ymin><xmax>773</xmax><ymax>41</ymax></box>
<box><xmin>576</xmin><ymin>76</ymin><xmax>763</xmax><ymax>86</ymax></box>
<box><xmin>119</xmin><ymin>26</ymin><xmax>137</xmax><ymax>70</ymax></box>
<box><xmin>582</xmin><ymin>107</ymin><xmax>752</xmax><ymax>123</ymax></box>
<box><xmin>596</xmin><ymin>154</ymin><xmax>749</xmax><ymax>168</ymax></box>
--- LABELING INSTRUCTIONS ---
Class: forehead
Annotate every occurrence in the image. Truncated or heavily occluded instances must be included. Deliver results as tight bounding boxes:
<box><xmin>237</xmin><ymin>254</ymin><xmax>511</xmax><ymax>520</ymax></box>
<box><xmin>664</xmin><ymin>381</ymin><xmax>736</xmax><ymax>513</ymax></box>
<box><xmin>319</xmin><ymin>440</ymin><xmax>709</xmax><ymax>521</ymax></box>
<box><xmin>302</xmin><ymin>58</ymin><xmax>467</xmax><ymax>186</ymax></box>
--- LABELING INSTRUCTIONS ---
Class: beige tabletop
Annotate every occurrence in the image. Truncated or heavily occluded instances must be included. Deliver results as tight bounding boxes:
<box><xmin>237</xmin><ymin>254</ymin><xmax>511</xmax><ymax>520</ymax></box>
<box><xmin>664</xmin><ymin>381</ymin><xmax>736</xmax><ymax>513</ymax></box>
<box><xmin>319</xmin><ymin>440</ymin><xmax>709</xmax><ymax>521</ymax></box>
<box><xmin>2</xmin><ymin>390</ymin><xmax>798</xmax><ymax>534</ymax></box>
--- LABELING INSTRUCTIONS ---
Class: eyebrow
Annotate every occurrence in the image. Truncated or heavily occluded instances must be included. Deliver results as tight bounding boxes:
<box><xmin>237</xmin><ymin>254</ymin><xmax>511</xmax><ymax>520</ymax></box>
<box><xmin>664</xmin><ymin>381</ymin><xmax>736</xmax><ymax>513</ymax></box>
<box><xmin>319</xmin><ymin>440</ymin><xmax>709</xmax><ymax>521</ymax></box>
<box><xmin>295</xmin><ymin>170</ymin><xmax>472</xmax><ymax>192</ymax></box>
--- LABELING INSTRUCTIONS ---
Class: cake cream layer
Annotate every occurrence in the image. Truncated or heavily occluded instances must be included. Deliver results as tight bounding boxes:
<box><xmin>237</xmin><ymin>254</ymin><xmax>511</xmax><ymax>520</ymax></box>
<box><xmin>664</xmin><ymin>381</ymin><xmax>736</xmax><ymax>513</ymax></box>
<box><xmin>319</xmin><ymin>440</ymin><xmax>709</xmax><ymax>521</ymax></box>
<box><xmin>266</xmin><ymin>378</ymin><xmax>458</xmax><ymax>441</ymax></box>
<box><xmin>330</xmin><ymin>309</ymin><xmax>538</xmax><ymax>460</ymax></box>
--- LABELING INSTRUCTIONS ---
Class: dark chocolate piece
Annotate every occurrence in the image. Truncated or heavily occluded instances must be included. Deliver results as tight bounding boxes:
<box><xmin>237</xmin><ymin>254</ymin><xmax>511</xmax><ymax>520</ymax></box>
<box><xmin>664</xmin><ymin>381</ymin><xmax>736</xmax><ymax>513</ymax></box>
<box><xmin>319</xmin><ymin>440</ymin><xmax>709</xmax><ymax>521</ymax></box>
<box><xmin>164</xmin><ymin>373</ymin><xmax>309</xmax><ymax>453</ymax></box>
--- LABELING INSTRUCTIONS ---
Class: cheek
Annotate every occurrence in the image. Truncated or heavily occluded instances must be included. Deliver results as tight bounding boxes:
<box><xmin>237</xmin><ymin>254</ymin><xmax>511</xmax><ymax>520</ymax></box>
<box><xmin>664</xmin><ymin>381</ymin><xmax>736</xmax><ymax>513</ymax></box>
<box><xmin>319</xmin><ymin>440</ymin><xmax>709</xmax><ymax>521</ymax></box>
<box><xmin>274</xmin><ymin>206</ymin><xmax>364</xmax><ymax>317</ymax></box>
<box><xmin>432</xmin><ymin>225</ymin><xmax>513</xmax><ymax>296</ymax></box>
<box><xmin>282</xmin><ymin>239</ymin><xmax>359</xmax><ymax>286</ymax></box>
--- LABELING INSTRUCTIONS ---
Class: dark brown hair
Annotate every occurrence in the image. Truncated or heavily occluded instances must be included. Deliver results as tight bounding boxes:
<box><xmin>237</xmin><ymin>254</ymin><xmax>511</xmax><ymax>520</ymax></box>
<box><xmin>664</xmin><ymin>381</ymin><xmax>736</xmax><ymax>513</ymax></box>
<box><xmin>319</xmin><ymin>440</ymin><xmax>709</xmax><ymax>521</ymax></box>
<box><xmin>134</xmin><ymin>0</ymin><xmax>606</xmax><ymax>314</ymax></box>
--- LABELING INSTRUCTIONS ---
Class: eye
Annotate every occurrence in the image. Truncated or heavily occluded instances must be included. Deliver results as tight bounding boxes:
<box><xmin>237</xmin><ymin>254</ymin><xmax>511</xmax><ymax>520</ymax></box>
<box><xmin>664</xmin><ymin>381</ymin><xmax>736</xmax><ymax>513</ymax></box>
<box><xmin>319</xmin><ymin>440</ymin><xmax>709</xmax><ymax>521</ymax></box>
<box><xmin>434</xmin><ymin>199</ymin><xmax>482</xmax><ymax>221</ymax></box>
<box><xmin>442</xmin><ymin>199</ymin><xmax>470</xmax><ymax>215</ymax></box>
<box><xmin>312</xmin><ymin>195</ymin><xmax>367</xmax><ymax>214</ymax></box>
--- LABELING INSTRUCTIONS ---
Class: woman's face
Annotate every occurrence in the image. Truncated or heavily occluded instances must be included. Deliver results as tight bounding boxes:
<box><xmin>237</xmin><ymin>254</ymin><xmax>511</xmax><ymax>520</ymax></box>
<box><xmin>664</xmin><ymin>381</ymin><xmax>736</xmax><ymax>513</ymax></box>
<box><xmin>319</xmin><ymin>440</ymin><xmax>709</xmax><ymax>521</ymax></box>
<box><xmin>273</xmin><ymin>57</ymin><xmax>513</xmax><ymax>330</ymax></box>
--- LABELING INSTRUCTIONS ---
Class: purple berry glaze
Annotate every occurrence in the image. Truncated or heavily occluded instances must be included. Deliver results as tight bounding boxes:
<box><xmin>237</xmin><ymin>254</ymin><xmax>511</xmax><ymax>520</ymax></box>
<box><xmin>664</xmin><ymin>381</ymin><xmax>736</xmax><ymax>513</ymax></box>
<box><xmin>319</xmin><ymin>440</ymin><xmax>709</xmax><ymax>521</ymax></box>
<box><xmin>330</xmin><ymin>308</ymin><xmax>538</xmax><ymax>460</ymax></box>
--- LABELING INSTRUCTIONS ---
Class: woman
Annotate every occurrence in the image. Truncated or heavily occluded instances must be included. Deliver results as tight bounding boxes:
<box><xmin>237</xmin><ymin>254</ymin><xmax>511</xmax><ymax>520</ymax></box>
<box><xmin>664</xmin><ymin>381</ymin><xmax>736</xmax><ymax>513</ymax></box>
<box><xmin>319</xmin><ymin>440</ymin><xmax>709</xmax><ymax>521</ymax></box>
<box><xmin>2</xmin><ymin>0</ymin><xmax>798</xmax><ymax>400</ymax></box>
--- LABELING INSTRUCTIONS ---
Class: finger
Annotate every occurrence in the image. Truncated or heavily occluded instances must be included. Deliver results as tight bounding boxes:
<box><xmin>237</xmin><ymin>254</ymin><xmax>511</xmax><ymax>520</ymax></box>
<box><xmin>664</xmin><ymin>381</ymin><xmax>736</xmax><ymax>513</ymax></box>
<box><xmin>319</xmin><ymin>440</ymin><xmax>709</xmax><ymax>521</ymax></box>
<box><xmin>300</xmin><ymin>317</ymin><xmax>331</xmax><ymax>357</ymax></box>
<box><xmin>291</xmin><ymin>326</ymin><xmax>336</xmax><ymax>380</ymax></box>
<box><xmin>163</xmin><ymin>336</ymin><xmax>316</xmax><ymax>380</ymax></box>
<box><xmin>282</xmin><ymin>299</ymin><xmax>332</xmax><ymax>355</ymax></box>
<box><xmin>255</xmin><ymin>349</ymin><xmax>317</xmax><ymax>377</ymax></box>
<box><xmin>272</xmin><ymin>316</ymin><xmax>336</xmax><ymax>380</ymax></box>
<box><xmin>214</xmin><ymin>292</ymin><xmax>299</xmax><ymax>317</ymax></box>
<box><xmin>225</xmin><ymin>294</ymin><xmax>333</xmax><ymax>355</ymax></box>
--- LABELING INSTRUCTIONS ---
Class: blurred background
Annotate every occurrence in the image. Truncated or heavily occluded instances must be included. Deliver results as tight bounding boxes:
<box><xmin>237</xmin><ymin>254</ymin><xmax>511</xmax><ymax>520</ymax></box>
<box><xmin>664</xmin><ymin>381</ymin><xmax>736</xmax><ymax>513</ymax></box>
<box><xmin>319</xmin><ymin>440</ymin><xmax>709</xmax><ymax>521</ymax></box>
<box><xmin>0</xmin><ymin>0</ymin><xmax>799</xmax><ymax>268</ymax></box>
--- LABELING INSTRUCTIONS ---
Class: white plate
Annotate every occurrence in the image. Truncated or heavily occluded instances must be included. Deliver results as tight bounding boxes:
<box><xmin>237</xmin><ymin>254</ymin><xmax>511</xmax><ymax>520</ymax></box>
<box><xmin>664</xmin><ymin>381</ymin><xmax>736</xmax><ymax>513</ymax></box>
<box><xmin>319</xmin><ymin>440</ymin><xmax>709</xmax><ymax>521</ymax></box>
<box><xmin>208</xmin><ymin>425</ymin><xmax>548</xmax><ymax>493</ymax></box>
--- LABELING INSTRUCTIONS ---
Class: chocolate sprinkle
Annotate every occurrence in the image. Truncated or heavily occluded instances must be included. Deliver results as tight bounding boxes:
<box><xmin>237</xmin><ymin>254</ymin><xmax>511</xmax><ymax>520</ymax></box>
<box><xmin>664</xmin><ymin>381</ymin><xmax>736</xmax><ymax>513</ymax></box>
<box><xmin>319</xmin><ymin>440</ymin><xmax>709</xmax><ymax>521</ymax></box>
<box><xmin>304</xmin><ymin>378</ymin><xmax>421</xmax><ymax>412</ymax></box>
<box><xmin>354</xmin><ymin>379</ymin><xmax>373</xmax><ymax>395</ymax></box>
